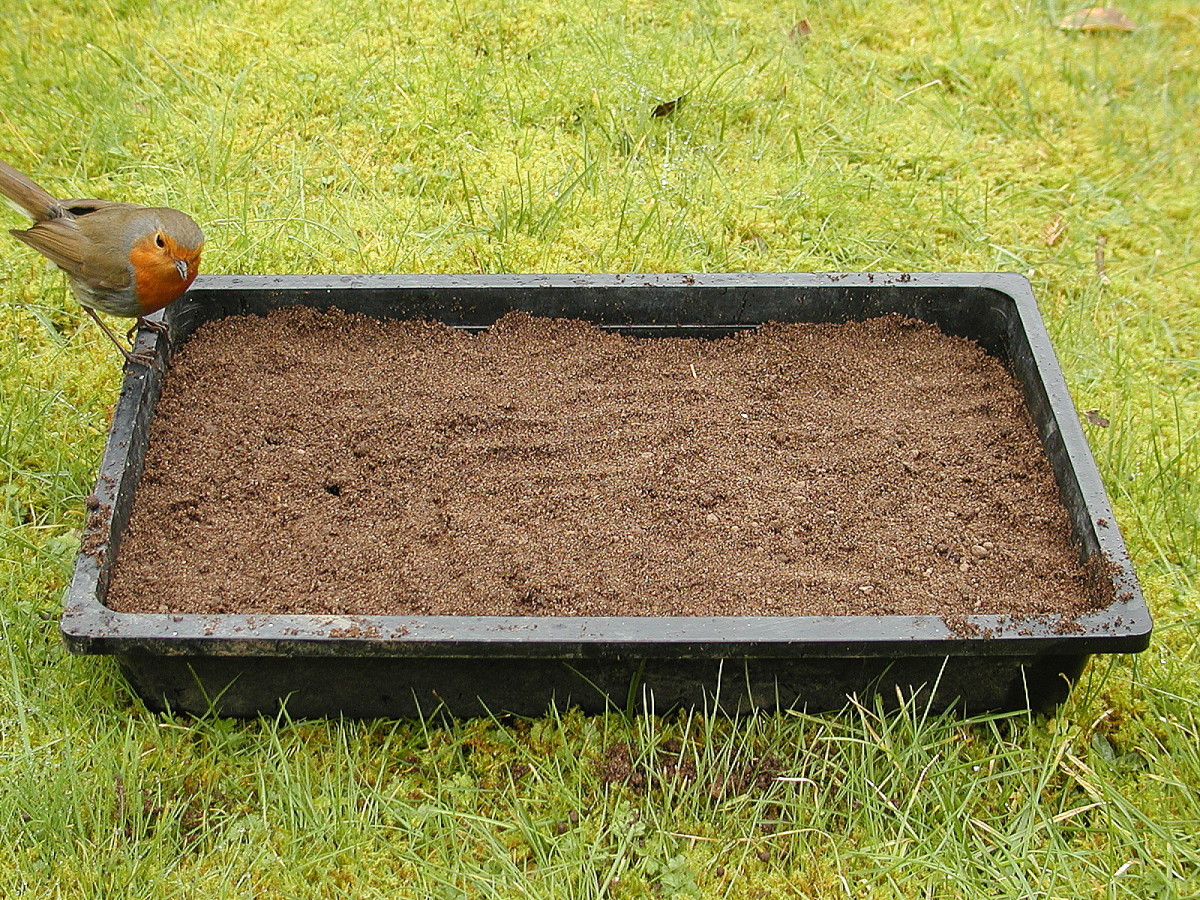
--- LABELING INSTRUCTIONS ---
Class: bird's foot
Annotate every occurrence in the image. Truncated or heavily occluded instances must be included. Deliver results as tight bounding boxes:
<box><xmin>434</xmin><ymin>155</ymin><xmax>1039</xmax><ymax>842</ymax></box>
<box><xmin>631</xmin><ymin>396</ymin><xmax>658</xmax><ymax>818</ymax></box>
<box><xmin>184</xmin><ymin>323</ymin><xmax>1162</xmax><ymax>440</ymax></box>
<box><xmin>126</xmin><ymin>316</ymin><xmax>170</xmax><ymax>342</ymax></box>
<box><xmin>84</xmin><ymin>308</ymin><xmax>162</xmax><ymax>368</ymax></box>
<box><xmin>116</xmin><ymin>344</ymin><xmax>159</xmax><ymax>367</ymax></box>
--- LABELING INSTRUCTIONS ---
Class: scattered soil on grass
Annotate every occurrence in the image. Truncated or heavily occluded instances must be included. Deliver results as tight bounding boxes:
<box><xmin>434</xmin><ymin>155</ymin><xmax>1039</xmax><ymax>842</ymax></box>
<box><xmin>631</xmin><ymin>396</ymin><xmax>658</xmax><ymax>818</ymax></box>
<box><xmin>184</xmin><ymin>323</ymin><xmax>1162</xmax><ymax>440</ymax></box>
<box><xmin>106</xmin><ymin>307</ymin><xmax>1112</xmax><ymax>620</ymax></box>
<box><xmin>597</xmin><ymin>740</ymin><xmax>782</xmax><ymax>799</ymax></box>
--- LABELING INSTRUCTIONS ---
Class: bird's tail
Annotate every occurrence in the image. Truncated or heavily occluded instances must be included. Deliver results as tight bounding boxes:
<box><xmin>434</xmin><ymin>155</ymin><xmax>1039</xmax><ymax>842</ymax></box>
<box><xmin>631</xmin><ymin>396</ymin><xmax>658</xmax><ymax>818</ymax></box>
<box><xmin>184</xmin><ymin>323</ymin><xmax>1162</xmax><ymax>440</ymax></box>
<box><xmin>0</xmin><ymin>159</ymin><xmax>62</xmax><ymax>222</ymax></box>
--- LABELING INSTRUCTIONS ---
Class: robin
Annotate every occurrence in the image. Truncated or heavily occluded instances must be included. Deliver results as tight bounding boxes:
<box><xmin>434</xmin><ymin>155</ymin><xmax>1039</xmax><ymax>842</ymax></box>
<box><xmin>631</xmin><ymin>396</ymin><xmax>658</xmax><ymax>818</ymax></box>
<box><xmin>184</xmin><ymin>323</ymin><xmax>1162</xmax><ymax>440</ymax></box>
<box><xmin>0</xmin><ymin>158</ymin><xmax>204</xmax><ymax>365</ymax></box>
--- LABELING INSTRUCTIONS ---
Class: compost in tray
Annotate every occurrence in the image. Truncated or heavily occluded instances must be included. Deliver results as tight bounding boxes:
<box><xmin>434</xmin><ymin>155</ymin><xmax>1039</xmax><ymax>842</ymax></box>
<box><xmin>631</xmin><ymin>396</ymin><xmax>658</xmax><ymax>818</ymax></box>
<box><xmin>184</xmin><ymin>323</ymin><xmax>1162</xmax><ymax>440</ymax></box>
<box><xmin>105</xmin><ymin>306</ymin><xmax>1111</xmax><ymax>623</ymax></box>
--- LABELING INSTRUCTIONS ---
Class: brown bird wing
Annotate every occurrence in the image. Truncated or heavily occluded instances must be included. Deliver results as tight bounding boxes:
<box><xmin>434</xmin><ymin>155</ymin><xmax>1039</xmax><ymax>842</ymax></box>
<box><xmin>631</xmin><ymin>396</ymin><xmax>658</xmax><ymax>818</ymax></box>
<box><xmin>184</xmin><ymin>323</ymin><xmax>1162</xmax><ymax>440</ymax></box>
<box><xmin>10</xmin><ymin>217</ymin><xmax>132</xmax><ymax>290</ymax></box>
<box><xmin>10</xmin><ymin>218</ymin><xmax>85</xmax><ymax>272</ymax></box>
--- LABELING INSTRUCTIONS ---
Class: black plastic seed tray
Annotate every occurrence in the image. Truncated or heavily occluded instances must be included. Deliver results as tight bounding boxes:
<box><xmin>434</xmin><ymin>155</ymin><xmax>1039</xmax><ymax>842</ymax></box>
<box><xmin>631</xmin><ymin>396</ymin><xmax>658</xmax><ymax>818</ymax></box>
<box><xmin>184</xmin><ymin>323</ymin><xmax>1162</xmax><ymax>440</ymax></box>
<box><xmin>61</xmin><ymin>274</ymin><xmax>1151</xmax><ymax>717</ymax></box>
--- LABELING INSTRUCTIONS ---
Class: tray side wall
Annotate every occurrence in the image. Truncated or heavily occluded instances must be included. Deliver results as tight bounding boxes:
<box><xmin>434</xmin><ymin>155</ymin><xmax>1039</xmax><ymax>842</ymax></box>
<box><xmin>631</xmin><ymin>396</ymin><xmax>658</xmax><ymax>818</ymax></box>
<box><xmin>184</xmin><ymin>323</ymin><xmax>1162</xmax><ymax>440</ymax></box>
<box><xmin>117</xmin><ymin>651</ymin><xmax>1089</xmax><ymax>718</ymax></box>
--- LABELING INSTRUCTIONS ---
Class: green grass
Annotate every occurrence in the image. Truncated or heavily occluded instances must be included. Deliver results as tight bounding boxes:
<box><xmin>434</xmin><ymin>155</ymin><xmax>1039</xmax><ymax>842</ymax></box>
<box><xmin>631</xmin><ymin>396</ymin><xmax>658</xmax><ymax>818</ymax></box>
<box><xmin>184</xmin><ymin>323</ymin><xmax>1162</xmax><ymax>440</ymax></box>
<box><xmin>1</xmin><ymin>0</ymin><xmax>1198</xmax><ymax>896</ymax></box>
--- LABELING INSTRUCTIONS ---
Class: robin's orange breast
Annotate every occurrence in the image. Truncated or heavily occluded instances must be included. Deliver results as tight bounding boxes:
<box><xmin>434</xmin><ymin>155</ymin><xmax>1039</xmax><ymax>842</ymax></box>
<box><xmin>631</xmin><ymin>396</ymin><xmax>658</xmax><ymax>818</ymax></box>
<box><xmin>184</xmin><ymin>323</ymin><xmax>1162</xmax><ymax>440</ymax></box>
<box><xmin>130</xmin><ymin>240</ymin><xmax>198</xmax><ymax>315</ymax></box>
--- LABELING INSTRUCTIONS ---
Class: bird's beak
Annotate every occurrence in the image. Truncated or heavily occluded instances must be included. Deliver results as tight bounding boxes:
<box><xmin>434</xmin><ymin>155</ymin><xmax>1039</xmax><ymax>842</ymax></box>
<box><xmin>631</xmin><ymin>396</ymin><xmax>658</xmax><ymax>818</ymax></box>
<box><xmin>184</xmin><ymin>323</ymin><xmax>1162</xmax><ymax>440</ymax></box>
<box><xmin>175</xmin><ymin>258</ymin><xmax>190</xmax><ymax>281</ymax></box>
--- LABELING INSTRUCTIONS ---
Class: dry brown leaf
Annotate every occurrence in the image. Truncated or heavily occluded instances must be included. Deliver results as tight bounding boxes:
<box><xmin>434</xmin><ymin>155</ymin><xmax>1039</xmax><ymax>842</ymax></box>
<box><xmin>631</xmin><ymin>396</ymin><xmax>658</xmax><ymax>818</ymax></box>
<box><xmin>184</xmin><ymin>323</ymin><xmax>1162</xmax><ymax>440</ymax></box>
<box><xmin>1057</xmin><ymin>7</ymin><xmax>1136</xmax><ymax>32</ymax></box>
<box><xmin>789</xmin><ymin>20</ymin><xmax>812</xmax><ymax>41</ymax></box>
<box><xmin>1044</xmin><ymin>213</ymin><xmax>1067</xmax><ymax>247</ymax></box>
<box><xmin>650</xmin><ymin>96</ymin><xmax>684</xmax><ymax>118</ymax></box>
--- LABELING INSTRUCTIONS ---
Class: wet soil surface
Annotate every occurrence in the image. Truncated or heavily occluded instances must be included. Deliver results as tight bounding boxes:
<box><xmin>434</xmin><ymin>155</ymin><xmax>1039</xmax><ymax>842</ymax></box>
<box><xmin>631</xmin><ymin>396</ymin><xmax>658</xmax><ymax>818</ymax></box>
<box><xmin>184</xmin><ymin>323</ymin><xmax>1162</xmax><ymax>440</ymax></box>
<box><xmin>106</xmin><ymin>308</ymin><xmax>1110</xmax><ymax>620</ymax></box>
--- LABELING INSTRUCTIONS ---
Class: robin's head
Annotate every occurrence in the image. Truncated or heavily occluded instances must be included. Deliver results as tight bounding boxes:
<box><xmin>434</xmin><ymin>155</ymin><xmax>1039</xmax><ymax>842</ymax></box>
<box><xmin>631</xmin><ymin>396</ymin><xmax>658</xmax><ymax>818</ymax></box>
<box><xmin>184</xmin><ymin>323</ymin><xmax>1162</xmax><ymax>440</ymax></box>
<box><xmin>129</xmin><ymin>209</ymin><xmax>205</xmax><ymax>313</ymax></box>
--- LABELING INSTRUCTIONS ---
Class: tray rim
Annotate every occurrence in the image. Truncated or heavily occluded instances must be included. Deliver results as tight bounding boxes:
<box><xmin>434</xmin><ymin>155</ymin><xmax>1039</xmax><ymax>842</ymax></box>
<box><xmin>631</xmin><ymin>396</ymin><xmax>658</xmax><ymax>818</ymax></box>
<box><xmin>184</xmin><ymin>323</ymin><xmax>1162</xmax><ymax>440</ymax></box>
<box><xmin>61</xmin><ymin>272</ymin><xmax>1153</xmax><ymax>658</ymax></box>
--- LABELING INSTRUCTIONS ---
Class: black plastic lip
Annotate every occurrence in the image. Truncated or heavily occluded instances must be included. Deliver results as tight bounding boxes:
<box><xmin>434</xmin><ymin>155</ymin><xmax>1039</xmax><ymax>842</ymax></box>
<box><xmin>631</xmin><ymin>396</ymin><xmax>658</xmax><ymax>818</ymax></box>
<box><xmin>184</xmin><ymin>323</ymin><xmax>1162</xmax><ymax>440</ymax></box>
<box><xmin>61</xmin><ymin>273</ymin><xmax>1152</xmax><ymax>659</ymax></box>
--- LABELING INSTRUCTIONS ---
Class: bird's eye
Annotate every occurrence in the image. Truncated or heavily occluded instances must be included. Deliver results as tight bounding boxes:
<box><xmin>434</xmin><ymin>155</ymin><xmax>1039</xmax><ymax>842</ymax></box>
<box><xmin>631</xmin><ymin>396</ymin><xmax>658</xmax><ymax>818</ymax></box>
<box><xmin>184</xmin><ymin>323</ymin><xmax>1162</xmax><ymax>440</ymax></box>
<box><xmin>155</xmin><ymin>233</ymin><xmax>166</xmax><ymax>249</ymax></box>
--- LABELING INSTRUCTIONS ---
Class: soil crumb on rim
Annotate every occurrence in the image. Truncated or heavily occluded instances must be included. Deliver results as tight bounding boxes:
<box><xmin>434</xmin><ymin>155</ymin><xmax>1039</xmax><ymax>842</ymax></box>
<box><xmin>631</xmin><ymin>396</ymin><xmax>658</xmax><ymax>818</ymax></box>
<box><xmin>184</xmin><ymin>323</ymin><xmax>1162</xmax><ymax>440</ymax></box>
<box><xmin>106</xmin><ymin>307</ymin><xmax>1113</xmax><ymax>622</ymax></box>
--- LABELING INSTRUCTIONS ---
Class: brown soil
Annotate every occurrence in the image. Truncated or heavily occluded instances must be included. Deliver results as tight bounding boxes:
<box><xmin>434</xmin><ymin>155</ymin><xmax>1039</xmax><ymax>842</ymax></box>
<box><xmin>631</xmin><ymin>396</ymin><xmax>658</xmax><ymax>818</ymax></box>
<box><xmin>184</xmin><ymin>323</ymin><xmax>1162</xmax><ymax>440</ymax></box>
<box><xmin>105</xmin><ymin>307</ymin><xmax>1110</xmax><ymax>620</ymax></box>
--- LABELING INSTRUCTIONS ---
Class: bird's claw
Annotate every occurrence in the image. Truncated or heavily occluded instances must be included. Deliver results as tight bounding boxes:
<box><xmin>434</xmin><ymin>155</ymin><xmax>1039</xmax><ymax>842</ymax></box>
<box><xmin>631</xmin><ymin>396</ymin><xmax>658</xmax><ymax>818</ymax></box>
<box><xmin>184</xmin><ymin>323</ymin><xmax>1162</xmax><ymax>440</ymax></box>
<box><xmin>122</xmin><ymin>349</ymin><xmax>161</xmax><ymax>369</ymax></box>
<box><xmin>126</xmin><ymin>317</ymin><xmax>169</xmax><ymax>342</ymax></box>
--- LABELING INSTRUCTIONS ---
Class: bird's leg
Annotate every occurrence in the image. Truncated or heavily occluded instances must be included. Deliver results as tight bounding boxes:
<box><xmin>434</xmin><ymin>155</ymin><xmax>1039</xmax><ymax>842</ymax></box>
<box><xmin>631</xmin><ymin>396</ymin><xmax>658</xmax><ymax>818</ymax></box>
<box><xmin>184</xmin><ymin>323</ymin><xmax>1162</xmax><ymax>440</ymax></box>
<box><xmin>84</xmin><ymin>307</ymin><xmax>156</xmax><ymax>367</ymax></box>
